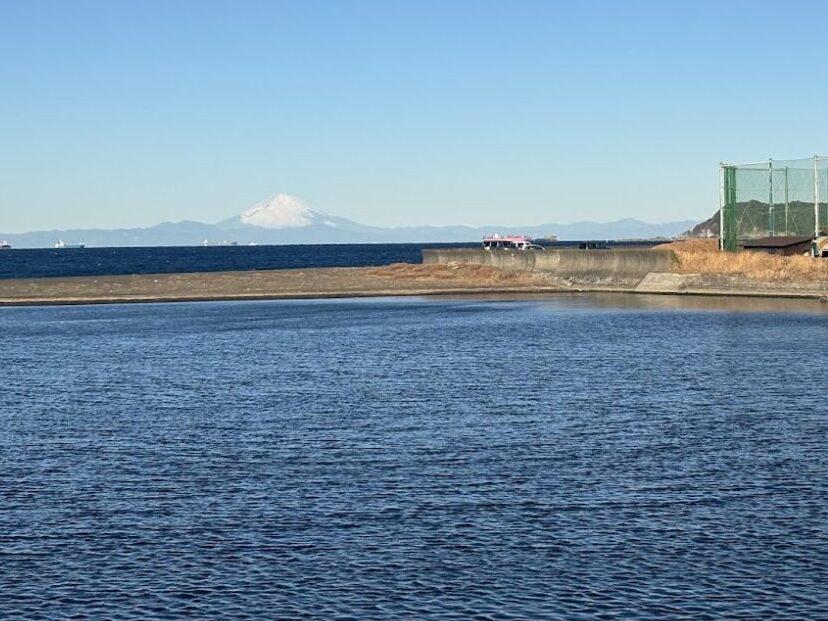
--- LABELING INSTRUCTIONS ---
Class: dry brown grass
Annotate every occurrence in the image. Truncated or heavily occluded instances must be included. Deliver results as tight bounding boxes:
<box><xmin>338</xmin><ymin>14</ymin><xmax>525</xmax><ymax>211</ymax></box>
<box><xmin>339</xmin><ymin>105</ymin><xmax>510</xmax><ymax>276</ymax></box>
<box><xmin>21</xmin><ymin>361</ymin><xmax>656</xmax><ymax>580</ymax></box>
<box><xmin>658</xmin><ymin>239</ymin><xmax>719</xmax><ymax>253</ymax></box>
<box><xmin>658</xmin><ymin>239</ymin><xmax>828</xmax><ymax>283</ymax></box>
<box><xmin>363</xmin><ymin>262</ymin><xmax>546</xmax><ymax>285</ymax></box>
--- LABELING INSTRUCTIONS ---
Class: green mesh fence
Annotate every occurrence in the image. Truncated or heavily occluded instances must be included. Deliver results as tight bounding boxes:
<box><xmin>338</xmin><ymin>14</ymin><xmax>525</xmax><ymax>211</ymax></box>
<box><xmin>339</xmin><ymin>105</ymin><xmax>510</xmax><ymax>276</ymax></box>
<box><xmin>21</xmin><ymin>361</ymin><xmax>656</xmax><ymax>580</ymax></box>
<box><xmin>721</xmin><ymin>156</ymin><xmax>828</xmax><ymax>251</ymax></box>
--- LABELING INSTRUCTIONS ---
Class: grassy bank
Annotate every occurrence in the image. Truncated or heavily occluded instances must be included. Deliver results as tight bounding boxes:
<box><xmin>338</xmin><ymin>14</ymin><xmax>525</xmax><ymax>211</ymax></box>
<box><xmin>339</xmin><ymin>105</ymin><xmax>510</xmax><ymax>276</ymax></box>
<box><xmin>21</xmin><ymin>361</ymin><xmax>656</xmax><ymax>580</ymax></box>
<box><xmin>661</xmin><ymin>239</ymin><xmax>828</xmax><ymax>283</ymax></box>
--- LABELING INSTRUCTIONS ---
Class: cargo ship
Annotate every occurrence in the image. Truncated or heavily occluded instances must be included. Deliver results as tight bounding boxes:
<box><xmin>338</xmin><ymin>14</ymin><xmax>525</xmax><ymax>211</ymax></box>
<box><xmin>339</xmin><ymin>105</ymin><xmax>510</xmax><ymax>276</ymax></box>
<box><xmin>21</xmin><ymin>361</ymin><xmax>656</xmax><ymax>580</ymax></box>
<box><xmin>55</xmin><ymin>239</ymin><xmax>85</xmax><ymax>249</ymax></box>
<box><xmin>201</xmin><ymin>240</ymin><xmax>238</xmax><ymax>247</ymax></box>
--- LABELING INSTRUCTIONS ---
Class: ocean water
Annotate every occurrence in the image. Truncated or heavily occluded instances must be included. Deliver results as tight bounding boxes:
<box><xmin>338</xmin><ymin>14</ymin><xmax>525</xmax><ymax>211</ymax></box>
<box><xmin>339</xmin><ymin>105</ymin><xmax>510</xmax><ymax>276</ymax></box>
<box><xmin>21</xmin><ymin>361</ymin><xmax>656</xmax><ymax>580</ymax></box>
<box><xmin>0</xmin><ymin>241</ymin><xmax>658</xmax><ymax>280</ymax></box>
<box><xmin>2</xmin><ymin>294</ymin><xmax>827</xmax><ymax>620</ymax></box>
<box><xmin>0</xmin><ymin>244</ymin><xmax>472</xmax><ymax>280</ymax></box>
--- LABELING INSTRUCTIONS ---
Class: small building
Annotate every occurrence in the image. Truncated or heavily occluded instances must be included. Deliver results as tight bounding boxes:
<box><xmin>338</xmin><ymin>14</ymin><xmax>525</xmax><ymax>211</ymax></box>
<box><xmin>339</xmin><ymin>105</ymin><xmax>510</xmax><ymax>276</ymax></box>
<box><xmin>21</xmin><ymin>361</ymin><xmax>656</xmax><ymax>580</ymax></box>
<box><xmin>740</xmin><ymin>236</ymin><xmax>813</xmax><ymax>256</ymax></box>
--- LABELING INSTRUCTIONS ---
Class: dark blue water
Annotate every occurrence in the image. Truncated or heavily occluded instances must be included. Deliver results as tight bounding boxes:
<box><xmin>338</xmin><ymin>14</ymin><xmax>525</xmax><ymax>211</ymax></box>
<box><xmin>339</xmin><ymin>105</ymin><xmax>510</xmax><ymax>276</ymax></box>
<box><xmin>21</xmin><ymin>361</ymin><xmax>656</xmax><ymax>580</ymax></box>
<box><xmin>2</xmin><ymin>294</ymin><xmax>827</xmax><ymax>620</ymax></box>
<box><xmin>0</xmin><ymin>241</ymin><xmax>659</xmax><ymax>280</ymax></box>
<box><xmin>0</xmin><ymin>244</ymin><xmax>476</xmax><ymax>280</ymax></box>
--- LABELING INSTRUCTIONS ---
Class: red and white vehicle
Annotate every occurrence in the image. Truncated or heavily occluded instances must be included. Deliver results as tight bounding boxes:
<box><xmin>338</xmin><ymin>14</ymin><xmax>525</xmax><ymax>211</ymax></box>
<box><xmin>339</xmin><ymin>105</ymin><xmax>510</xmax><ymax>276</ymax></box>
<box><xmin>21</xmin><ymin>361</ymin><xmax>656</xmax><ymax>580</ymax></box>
<box><xmin>482</xmin><ymin>234</ymin><xmax>543</xmax><ymax>250</ymax></box>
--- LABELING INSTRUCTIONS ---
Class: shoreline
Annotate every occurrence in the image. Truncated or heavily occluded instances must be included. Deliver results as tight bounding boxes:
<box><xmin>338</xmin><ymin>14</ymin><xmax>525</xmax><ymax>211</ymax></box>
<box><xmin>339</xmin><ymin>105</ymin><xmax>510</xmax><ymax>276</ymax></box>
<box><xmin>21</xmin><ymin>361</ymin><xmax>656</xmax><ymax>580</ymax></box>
<box><xmin>2</xmin><ymin>264</ymin><xmax>828</xmax><ymax>307</ymax></box>
<box><xmin>0</xmin><ymin>286</ymin><xmax>567</xmax><ymax>307</ymax></box>
<box><xmin>0</xmin><ymin>264</ymin><xmax>560</xmax><ymax>307</ymax></box>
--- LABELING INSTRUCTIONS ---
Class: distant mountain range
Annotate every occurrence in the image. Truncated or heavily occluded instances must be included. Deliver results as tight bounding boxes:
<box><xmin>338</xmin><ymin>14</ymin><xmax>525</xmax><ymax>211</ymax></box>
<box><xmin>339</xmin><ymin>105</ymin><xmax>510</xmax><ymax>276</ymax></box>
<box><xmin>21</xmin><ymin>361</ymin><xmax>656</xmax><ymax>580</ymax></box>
<box><xmin>1</xmin><ymin>194</ymin><xmax>699</xmax><ymax>248</ymax></box>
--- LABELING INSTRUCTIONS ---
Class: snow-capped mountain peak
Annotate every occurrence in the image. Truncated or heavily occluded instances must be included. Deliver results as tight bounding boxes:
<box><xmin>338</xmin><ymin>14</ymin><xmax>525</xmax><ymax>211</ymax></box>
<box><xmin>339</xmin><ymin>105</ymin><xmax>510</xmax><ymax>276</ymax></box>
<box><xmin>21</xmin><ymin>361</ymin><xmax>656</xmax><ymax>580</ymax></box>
<box><xmin>240</xmin><ymin>194</ymin><xmax>323</xmax><ymax>229</ymax></box>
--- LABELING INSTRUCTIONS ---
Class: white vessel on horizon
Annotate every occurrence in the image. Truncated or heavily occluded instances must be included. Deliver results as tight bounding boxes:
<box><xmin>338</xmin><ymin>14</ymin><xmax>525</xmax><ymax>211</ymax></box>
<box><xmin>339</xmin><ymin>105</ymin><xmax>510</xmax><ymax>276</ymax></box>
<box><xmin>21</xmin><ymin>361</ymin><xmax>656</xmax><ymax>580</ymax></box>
<box><xmin>55</xmin><ymin>239</ymin><xmax>85</xmax><ymax>249</ymax></box>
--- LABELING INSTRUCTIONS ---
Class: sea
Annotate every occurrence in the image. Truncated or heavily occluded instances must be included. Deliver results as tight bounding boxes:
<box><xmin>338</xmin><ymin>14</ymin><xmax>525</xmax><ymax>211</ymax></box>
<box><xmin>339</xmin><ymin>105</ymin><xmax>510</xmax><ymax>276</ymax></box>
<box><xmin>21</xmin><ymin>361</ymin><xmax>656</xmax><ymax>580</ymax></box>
<box><xmin>0</xmin><ymin>244</ymin><xmax>463</xmax><ymax>280</ymax></box>
<box><xmin>0</xmin><ymin>241</ymin><xmax>659</xmax><ymax>280</ymax></box>
<box><xmin>1</xmin><ymin>293</ymin><xmax>827</xmax><ymax>620</ymax></box>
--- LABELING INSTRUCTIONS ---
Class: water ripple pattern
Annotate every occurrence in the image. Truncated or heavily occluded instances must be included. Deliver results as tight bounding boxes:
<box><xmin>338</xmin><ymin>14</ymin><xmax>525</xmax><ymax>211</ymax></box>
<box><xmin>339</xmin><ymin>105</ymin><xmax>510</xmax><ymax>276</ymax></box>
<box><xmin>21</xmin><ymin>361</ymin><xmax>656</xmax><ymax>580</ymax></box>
<box><xmin>1</xmin><ymin>295</ymin><xmax>827</xmax><ymax>620</ymax></box>
<box><xmin>0</xmin><ymin>244</ymin><xmax>470</xmax><ymax>280</ymax></box>
<box><xmin>0</xmin><ymin>241</ymin><xmax>658</xmax><ymax>280</ymax></box>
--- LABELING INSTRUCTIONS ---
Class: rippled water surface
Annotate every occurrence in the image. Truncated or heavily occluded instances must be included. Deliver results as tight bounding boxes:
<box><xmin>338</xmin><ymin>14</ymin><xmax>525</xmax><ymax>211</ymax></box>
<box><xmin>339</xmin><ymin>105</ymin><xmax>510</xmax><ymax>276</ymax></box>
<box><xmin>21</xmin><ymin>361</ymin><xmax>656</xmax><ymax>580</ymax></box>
<box><xmin>2</xmin><ymin>294</ymin><xmax>827</xmax><ymax>620</ymax></box>
<box><xmin>0</xmin><ymin>241</ymin><xmax>658</xmax><ymax>280</ymax></box>
<box><xmin>0</xmin><ymin>244</ymin><xmax>463</xmax><ymax>279</ymax></box>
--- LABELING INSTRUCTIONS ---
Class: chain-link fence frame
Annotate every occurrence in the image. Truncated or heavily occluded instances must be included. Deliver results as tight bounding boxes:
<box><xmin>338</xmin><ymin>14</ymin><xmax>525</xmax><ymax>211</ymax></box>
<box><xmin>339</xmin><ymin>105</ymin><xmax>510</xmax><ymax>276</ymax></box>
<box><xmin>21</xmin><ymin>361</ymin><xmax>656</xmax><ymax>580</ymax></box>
<box><xmin>720</xmin><ymin>156</ymin><xmax>828</xmax><ymax>252</ymax></box>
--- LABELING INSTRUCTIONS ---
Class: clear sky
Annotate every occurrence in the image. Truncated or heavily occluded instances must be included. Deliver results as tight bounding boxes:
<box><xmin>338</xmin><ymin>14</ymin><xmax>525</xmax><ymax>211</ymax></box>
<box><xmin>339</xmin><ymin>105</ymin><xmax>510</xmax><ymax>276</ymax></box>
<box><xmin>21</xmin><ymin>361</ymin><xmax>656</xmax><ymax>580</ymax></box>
<box><xmin>2</xmin><ymin>0</ymin><xmax>827</xmax><ymax>232</ymax></box>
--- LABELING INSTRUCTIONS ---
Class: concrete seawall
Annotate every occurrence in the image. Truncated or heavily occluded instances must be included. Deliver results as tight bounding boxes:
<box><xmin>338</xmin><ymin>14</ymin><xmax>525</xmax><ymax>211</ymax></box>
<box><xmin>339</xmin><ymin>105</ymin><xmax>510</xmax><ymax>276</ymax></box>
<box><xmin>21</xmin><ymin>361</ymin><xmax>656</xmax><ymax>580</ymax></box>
<box><xmin>422</xmin><ymin>248</ymin><xmax>675</xmax><ymax>285</ymax></box>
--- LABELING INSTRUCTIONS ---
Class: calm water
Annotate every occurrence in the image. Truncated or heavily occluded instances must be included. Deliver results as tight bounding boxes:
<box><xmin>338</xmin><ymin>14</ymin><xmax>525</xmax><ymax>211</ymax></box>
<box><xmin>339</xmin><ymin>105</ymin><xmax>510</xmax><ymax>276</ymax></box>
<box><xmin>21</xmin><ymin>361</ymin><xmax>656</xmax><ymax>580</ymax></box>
<box><xmin>0</xmin><ymin>241</ymin><xmax>658</xmax><ymax>280</ymax></box>
<box><xmin>0</xmin><ymin>244</ymin><xmax>472</xmax><ymax>280</ymax></box>
<box><xmin>2</xmin><ymin>294</ymin><xmax>827</xmax><ymax>620</ymax></box>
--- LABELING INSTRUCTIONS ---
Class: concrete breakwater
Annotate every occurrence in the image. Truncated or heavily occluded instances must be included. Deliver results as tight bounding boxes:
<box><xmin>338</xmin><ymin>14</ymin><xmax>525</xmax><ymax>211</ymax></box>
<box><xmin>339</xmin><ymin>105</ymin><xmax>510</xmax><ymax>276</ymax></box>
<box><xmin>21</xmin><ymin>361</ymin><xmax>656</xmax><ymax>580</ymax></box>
<box><xmin>3</xmin><ymin>250</ymin><xmax>828</xmax><ymax>307</ymax></box>
<box><xmin>422</xmin><ymin>248</ymin><xmax>675</xmax><ymax>286</ymax></box>
<box><xmin>423</xmin><ymin>247</ymin><xmax>828</xmax><ymax>299</ymax></box>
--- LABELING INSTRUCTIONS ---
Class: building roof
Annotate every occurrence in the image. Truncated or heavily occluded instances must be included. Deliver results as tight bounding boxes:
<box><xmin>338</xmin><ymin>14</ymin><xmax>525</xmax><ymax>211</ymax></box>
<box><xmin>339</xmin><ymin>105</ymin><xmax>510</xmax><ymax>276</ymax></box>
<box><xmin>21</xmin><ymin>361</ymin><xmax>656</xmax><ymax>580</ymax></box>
<box><xmin>741</xmin><ymin>236</ymin><xmax>813</xmax><ymax>249</ymax></box>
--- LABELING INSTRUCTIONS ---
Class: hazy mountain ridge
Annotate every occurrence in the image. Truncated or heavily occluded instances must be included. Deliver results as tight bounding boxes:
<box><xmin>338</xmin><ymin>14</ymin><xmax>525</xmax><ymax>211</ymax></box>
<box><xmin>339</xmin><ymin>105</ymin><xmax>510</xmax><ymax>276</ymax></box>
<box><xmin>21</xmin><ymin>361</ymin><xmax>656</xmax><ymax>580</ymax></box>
<box><xmin>682</xmin><ymin>201</ymin><xmax>824</xmax><ymax>239</ymax></box>
<box><xmin>683</xmin><ymin>212</ymin><xmax>719</xmax><ymax>238</ymax></box>
<box><xmin>1</xmin><ymin>195</ymin><xmax>698</xmax><ymax>248</ymax></box>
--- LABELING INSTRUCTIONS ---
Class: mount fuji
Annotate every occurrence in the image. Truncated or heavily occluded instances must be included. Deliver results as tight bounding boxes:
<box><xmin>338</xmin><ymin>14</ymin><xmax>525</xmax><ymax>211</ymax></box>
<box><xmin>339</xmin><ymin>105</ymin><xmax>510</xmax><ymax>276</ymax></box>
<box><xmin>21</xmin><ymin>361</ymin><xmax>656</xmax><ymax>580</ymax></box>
<box><xmin>215</xmin><ymin>194</ymin><xmax>385</xmax><ymax>242</ymax></box>
<box><xmin>0</xmin><ymin>194</ymin><xmax>698</xmax><ymax>248</ymax></box>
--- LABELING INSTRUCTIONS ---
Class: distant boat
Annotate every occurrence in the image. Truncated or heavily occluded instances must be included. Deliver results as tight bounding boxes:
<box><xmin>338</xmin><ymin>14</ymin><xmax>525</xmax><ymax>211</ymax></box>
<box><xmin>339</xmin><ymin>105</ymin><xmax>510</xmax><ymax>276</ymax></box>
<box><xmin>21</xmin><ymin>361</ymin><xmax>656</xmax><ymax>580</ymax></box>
<box><xmin>55</xmin><ymin>239</ymin><xmax>85</xmax><ymax>249</ymax></box>
<box><xmin>0</xmin><ymin>240</ymin><xmax>11</xmax><ymax>250</ymax></box>
<box><xmin>201</xmin><ymin>239</ymin><xmax>238</xmax><ymax>247</ymax></box>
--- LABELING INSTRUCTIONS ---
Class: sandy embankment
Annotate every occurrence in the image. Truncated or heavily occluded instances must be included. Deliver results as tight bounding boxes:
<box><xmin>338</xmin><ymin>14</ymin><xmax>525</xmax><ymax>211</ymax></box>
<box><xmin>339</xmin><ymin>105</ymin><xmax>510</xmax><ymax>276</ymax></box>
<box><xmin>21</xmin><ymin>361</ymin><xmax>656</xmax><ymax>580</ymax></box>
<box><xmin>640</xmin><ymin>239</ymin><xmax>828</xmax><ymax>298</ymax></box>
<box><xmin>0</xmin><ymin>263</ymin><xmax>561</xmax><ymax>306</ymax></box>
<box><xmin>5</xmin><ymin>242</ymin><xmax>828</xmax><ymax>307</ymax></box>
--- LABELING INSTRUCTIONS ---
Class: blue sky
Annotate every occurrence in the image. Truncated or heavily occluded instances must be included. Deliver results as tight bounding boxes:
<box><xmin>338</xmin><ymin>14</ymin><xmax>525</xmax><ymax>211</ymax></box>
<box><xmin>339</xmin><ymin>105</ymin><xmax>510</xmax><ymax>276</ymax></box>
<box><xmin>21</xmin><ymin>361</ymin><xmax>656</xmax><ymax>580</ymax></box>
<box><xmin>1</xmin><ymin>1</ymin><xmax>826</xmax><ymax>232</ymax></box>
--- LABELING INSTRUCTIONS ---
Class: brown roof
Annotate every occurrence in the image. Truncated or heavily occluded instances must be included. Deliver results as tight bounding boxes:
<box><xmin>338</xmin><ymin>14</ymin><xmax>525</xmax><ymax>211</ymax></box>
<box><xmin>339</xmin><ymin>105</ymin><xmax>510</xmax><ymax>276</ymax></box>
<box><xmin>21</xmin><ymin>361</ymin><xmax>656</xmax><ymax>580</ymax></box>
<box><xmin>741</xmin><ymin>236</ymin><xmax>813</xmax><ymax>248</ymax></box>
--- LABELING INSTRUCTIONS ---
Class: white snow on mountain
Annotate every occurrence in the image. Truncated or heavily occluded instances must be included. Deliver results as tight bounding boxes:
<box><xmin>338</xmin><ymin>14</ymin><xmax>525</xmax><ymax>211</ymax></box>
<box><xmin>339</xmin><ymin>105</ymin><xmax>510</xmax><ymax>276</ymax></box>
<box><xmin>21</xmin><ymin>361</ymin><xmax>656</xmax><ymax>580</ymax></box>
<box><xmin>240</xmin><ymin>194</ymin><xmax>324</xmax><ymax>229</ymax></box>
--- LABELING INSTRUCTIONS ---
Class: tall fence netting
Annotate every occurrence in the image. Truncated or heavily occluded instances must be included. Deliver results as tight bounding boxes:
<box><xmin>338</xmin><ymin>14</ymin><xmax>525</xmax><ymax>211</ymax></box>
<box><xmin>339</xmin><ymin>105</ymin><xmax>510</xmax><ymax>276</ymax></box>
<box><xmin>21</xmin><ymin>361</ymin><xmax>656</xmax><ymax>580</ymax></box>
<box><xmin>722</xmin><ymin>157</ymin><xmax>828</xmax><ymax>251</ymax></box>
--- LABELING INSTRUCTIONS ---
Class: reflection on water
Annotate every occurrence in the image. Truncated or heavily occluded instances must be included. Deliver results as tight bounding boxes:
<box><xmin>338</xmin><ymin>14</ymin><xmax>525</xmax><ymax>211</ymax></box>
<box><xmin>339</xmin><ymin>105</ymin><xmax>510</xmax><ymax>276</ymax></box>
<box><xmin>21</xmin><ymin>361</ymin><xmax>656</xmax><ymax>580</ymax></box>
<box><xmin>434</xmin><ymin>291</ymin><xmax>828</xmax><ymax>314</ymax></box>
<box><xmin>2</xmin><ymin>297</ymin><xmax>827</xmax><ymax>620</ymax></box>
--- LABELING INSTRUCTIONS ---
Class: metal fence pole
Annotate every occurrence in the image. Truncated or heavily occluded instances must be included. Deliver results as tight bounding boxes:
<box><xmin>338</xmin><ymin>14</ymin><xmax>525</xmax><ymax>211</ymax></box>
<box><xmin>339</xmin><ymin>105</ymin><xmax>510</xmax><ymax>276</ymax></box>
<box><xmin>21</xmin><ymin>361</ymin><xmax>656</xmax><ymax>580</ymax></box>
<box><xmin>784</xmin><ymin>167</ymin><xmax>789</xmax><ymax>236</ymax></box>
<box><xmin>722</xmin><ymin>165</ymin><xmax>737</xmax><ymax>251</ymax></box>
<box><xmin>768</xmin><ymin>159</ymin><xmax>774</xmax><ymax>236</ymax></box>
<box><xmin>815</xmin><ymin>155</ymin><xmax>820</xmax><ymax>239</ymax></box>
<box><xmin>719</xmin><ymin>164</ymin><xmax>725</xmax><ymax>250</ymax></box>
